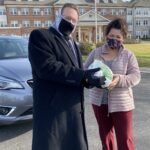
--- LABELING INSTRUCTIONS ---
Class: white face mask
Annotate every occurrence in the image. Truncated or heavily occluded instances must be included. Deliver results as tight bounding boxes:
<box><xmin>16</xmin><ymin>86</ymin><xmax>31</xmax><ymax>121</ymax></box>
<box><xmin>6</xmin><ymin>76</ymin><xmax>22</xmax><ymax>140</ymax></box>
<box><xmin>55</xmin><ymin>15</ymin><xmax>75</xmax><ymax>37</ymax></box>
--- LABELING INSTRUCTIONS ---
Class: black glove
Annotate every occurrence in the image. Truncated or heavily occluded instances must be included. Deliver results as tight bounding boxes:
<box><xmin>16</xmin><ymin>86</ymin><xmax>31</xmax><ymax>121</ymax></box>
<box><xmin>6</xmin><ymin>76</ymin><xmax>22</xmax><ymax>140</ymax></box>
<box><xmin>82</xmin><ymin>68</ymin><xmax>106</xmax><ymax>88</ymax></box>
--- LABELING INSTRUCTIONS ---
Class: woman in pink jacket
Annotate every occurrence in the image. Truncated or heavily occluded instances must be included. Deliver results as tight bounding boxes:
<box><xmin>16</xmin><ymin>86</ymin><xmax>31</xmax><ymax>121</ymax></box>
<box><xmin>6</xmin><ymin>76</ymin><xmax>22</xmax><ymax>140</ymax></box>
<box><xmin>84</xmin><ymin>18</ymin><xmax>141</xmax><ymax>150</ymax></box>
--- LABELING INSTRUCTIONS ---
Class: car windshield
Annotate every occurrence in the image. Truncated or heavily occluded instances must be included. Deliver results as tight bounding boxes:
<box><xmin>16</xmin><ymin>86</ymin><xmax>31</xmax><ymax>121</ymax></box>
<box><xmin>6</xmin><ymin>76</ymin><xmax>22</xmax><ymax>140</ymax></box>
<box><xmin>0</xmin><ymin>38</ymin><xmax>28</xmax><ymax>60</ymax></box>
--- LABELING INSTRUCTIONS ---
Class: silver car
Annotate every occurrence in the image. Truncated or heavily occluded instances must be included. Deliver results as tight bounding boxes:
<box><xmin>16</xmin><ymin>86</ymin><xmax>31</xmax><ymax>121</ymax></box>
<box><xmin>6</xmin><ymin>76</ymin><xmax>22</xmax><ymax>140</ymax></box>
<box><xmin>0</xmin><ymin>35</ymin><xmax>33</xmax><ymax>125</ymax></box>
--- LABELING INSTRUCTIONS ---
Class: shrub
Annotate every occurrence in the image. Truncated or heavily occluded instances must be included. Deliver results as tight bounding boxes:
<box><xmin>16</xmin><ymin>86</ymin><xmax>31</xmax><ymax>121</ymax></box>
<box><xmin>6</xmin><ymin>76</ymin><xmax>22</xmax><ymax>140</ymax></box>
<box><xmin>79</xmin><ymin>42</ymin><xmax>96</xmax><ymax>55</ymax></box>
<box><xmin>124</xmin><ymin>38</ymin><xmax>141</xmax><ymax>44</ymax></box>
<box><xmin>96</xmin><ymin>41</ymin><xmax>105</xmax><ymax>47</ymax></box>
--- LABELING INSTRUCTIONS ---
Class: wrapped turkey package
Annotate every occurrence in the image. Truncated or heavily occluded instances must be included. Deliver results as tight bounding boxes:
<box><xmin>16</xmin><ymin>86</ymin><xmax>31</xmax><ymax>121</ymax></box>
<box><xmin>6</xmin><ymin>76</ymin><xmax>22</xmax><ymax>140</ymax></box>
<box><xmin>88</xmin><ymin>59</ymin><xmax>113</xmax><ymax>88</ymax></box>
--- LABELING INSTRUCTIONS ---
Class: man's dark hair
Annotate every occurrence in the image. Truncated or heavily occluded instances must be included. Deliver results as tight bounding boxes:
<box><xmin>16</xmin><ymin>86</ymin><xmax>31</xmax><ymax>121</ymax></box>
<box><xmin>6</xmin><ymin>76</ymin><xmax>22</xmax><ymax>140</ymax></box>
<box><xmin>61</xmin><ymin>3</ymin><xmax>79</xmax><ymax>17</ymax></box>
<box><xmin>105</xmin><ymin>18</ymin><xmax>128</xmax><ymax>39</ymax></box>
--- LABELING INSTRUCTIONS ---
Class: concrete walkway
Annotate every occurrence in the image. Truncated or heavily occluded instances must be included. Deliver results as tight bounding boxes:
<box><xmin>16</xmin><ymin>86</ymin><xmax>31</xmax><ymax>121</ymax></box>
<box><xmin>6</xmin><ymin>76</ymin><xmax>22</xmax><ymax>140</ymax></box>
<box><xmin>140</xmin><ymin>67</ymin><xmax>150</xmax><ymax>73</ymax></box>
<box><xmin>84</xmin><ymin>68</ymin><xmax>150</xmax><ymax>150</ymax></box>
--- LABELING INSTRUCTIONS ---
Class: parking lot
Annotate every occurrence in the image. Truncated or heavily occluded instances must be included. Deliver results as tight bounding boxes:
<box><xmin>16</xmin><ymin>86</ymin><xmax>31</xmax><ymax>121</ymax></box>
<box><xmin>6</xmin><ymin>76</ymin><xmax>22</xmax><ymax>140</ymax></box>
<box><xmin>0</xmin><ymin>71</ymin><xmax>150</xmax><ymax>150</ymax></box>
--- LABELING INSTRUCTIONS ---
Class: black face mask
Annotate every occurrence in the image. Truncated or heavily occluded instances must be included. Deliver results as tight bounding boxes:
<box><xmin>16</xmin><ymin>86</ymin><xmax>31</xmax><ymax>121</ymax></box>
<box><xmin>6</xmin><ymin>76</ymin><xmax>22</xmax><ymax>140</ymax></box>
<box><xmin>58</xmin><ymin>17</ymin><xmax>75</xmax><ymax>37</ymax></box>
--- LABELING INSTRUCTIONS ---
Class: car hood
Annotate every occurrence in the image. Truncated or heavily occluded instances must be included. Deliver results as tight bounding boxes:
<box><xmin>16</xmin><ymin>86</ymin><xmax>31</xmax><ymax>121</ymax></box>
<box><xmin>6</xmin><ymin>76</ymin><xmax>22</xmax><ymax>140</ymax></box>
<box><xmin>0</xmin><ymin>58</ymin><xmax>32</xmax><ymax>82</ymax></box>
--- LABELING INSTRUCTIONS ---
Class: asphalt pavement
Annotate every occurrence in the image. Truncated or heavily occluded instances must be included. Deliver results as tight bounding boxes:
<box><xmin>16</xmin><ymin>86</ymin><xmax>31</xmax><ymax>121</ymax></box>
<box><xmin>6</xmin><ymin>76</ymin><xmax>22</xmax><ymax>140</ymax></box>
<box><xmin>85</xmin><ymin>68</ymin><xmax>150</xmax><ymax>150</ymax></box>
<box><xmin>0</xmin><ymin>68</ymin><xmax>150</xmax><ymax>150</ymax></box>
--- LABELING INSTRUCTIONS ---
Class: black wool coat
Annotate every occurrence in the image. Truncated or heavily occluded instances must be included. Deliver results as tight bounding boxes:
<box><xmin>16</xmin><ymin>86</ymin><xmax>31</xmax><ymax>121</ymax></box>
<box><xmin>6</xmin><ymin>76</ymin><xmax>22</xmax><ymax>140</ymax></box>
<box><xmin>28</xmin><ymin>27</ymin><xmax>88</xmax><ymax>150</ymax></box>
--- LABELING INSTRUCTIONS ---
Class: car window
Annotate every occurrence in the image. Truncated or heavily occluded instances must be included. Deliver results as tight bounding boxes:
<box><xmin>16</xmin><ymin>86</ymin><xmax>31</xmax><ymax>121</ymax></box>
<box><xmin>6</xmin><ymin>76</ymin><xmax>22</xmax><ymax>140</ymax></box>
<box><xmin>0</xmin><ymin>38</ymin><xmax>28</xmax><ymax>60</ymax></box>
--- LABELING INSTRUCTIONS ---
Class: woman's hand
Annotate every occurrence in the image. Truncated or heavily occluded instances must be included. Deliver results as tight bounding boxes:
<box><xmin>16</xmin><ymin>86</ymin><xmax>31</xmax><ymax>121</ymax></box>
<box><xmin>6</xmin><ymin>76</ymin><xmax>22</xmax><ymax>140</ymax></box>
<box><xmin>107</xmin><ymin>74</ymin><xmax>120</xmax><ymax>91</ymax></box>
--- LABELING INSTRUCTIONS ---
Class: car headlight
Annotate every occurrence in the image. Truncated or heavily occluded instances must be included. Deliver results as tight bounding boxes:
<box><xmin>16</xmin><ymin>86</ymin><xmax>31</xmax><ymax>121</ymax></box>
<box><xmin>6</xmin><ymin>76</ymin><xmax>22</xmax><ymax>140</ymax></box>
<box><xmin>0</xmin><ymin>76</ymin><xmax>24</xmax><ymax>90</ymax></box>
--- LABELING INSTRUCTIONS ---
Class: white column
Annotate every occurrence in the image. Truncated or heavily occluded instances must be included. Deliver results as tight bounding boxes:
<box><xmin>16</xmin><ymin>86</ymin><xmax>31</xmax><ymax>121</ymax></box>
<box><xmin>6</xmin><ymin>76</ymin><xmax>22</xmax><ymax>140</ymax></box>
<box><xmin>78</xmin><ymin>26</ymin><xmax>81</xmax><ymax>42</ymax></box>
<box><xmin>89</xmin><ymin>28</ymin><xmax>92</xmax><ymax>43</ymax></box>
<box><xmin>98</xmin><ymin>26</ymin><xmax>102</xmax><ymax>42</ymax></box>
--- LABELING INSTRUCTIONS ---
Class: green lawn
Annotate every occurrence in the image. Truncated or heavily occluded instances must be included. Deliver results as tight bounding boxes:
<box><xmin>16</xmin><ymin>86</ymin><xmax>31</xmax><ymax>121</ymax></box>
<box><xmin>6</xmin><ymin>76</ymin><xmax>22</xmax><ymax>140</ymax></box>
<box><xmin>124</xmin><ymin>44</ymin><xmax>150</xmax><ymax>67</ymax></box>
<box><xmin>83</xmin><ymin>43</ymin><xmax>150</xmax><ymax>67</ymax></box>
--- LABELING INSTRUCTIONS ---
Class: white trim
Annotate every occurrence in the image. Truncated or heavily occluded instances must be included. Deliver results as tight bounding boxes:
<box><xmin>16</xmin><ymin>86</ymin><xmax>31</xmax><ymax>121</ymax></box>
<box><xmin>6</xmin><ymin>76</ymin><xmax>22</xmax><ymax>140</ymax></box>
<box><xmin>79</xmin><ymin>10</ymin><xmax>110</xmax><ymax>22</ymax></box>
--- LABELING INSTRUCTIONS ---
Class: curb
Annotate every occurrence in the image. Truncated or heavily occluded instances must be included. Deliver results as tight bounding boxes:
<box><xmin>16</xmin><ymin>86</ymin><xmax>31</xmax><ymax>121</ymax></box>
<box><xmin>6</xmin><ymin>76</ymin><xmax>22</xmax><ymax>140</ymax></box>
<box><xmin>140</xmin><ymin>67</ymin><xmax>150</xmax><ymax>74</ymax></box>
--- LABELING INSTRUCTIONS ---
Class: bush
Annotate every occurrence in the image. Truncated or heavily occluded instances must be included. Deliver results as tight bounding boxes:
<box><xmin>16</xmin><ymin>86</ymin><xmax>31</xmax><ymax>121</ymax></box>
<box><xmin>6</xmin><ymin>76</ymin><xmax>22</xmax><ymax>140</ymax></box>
<box><xmin>79</xmin><ymin>42</ymin><xmax>96</xmax><ymax>55</ymax></box>
<box><xmin>96</xmin><ymin>41</ymin><xmax>105</xmax><ymax>47</ymax></box>
<box><xmin>141</xmin><ymin>38</ymin><xmax>150</xmax><ymax>41</ymax></box>
<box><xmin>124</xmin><ymin>38</ymin><xmax>141</xmax><ymax>44</ymax></box>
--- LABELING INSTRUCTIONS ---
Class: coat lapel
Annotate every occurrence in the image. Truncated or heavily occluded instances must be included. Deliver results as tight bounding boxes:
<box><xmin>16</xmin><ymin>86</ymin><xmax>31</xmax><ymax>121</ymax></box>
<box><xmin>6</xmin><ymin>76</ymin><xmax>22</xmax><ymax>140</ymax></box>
<box><xmin>74</xmin><ymin>41</ymin><xmax>83</xmax><ymax>69</ymax></box>
<box><xmin>49</xmin><ymin>27</ymin><xmax>78</xmax><ymax>67</ymax></box>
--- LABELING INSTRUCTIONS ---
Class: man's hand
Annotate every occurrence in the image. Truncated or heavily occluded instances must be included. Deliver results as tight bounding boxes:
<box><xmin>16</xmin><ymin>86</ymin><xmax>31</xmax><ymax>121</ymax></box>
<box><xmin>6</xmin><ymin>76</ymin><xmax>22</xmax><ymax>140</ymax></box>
<box><xmin>82</xmin><ymin>68</ymin><xmax>106</xmax><ymax>88</ymax></box>
<box><xmin>107</xmin><ymin>74</ymin><xmax>120</xmax><ymax>91</ymax></box>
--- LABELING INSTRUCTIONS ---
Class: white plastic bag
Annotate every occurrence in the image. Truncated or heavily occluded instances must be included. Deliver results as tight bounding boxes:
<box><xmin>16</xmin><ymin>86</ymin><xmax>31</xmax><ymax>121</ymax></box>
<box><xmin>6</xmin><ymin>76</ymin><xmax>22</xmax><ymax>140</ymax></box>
<box><xmin>88</xmin><ymin>59</ymin><xmax>113</xmax><ymax>88</ymax></box>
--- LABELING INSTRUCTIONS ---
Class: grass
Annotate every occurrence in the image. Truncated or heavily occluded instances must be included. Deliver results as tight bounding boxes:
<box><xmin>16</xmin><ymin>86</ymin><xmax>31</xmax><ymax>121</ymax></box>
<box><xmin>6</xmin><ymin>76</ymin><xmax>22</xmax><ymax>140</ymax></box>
<box><xmin>124</xmin><ymin>44</ymin><xmax>150</xmax><ymax>67</ymax></box>
<box><xmin>83</xmin><ymin>43</ymin><xmax>150</xmax><ymax>67</ymax></box>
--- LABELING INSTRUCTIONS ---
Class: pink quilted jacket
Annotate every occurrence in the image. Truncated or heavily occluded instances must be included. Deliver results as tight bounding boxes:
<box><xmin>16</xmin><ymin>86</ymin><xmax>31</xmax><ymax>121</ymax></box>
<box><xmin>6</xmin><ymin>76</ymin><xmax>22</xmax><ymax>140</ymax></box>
<box><xmin>84</xmin><ymin>44</ymin><xmax>141</xmax><ymax>113</ymax></box>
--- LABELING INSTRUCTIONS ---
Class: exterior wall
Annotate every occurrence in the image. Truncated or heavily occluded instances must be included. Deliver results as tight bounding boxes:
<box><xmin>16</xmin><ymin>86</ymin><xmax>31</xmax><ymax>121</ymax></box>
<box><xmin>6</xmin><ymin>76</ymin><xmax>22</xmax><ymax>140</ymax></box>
<box><xmin>0</xmin><ymin>0</ymin><xmax>150</xmax><ymax>40</ymax></box>
<box><xmin>132</xmin><ymin>7</ymin><xmax>150</xmax><ymax>38</ymax></box>
<box><xmin>0</xmin><ymin>6</ymin><xmax>7</xmax><ymax>27</ymax></box>
<box><xmin>0</xmin><ymin>27</ymin><xmax>21</xmax><ymax>35</ymax></box>
<box><xmin>0</xmin><ymin>2</ymin><xmax>54</xmax><ymax>36</ymax></box>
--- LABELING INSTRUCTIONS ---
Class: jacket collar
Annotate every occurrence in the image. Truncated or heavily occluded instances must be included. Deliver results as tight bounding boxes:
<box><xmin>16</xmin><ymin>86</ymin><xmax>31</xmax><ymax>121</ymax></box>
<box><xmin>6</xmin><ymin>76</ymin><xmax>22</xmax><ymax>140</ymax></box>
<box><xmin>49</xmin><ymin>27</ymin><xmax>81</xmax><ymax>68</ymax></box>
<box><xmin>101</xmin><ymin>43</ymin><xmax>124</xmax><ymax>54</ymax></box>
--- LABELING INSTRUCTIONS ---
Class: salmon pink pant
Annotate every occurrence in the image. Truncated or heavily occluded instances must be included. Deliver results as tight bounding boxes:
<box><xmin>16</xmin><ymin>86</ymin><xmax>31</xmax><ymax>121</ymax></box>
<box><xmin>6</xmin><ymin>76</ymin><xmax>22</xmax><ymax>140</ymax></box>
<box><xmin>92</xmin><ymin>104</ymin><xmax>135</xmax><ymax>150</ymax></box>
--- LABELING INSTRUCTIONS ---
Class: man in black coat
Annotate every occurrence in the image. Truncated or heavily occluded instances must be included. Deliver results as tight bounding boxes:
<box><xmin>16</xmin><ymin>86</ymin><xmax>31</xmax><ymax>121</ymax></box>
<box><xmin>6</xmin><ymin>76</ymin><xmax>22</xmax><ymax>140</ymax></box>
<box><xmin>28</xmin><ymin>3</ymin><xmax>105</xmax><ymax>150</ymax></box>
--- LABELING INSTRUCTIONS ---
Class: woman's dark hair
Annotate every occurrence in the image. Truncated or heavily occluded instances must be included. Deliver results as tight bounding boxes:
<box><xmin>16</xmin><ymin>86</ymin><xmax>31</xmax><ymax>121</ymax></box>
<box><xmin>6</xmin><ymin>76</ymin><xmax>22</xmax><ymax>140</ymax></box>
<box><xmin>105</xmin><ymin>18</ymin><xmax>128</xmax><ymax>38</ymax></box>
<box><xmin>61</xmin><ymin>3</ymin><xmax>79</xmax><ymax>17</ymax></box>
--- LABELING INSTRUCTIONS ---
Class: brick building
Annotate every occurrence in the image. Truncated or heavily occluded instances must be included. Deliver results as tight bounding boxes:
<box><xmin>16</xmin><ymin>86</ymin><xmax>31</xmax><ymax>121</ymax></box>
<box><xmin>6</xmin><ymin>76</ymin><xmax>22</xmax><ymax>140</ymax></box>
<box><xmin>0</xmin><ymin>0</ymin><xmax>150</xmax><ymax>42</ymax></box>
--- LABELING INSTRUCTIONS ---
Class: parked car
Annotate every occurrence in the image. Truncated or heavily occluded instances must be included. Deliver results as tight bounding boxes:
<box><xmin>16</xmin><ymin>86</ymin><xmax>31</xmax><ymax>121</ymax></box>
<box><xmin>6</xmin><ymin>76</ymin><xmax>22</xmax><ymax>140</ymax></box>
<box><xmin>0</xmin><ymin>35</ymin><xmax>33</xmax><ymax>125</ymax></box>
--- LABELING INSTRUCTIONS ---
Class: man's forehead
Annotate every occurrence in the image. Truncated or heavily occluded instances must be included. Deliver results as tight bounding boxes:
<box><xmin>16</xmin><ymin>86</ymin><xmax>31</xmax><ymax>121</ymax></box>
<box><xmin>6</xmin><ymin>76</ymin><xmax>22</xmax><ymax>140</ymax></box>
<box><xmin>62</xmin><ymin>7</ymin><xmax>77</xmax><ymax>14</ymax></box>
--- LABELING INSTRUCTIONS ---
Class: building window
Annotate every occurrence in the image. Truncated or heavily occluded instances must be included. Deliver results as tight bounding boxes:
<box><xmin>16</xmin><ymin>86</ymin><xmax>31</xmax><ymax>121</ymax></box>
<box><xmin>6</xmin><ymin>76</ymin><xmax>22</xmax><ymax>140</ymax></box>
<box><xmin>44</xmin><ymin>20</ymin><xmax>52</xmax><ymax>27</ymax></box>
<box><xmin>34</xmin><ymin>20</ymin><xmax>41</xmax><ymax>27</ymax></box>
<box><xmin>112</xmin><ymin>0</ymin><xmax>117</xmax><ymax>3</ymax></box>
<box><xmin>136</xmin><ymin>20</ymin><xmax>141</xmax><ymax>26</ymax></box>
<box><xmin>143</xmin><ymin>20</ymin><xmax>148</xmax><ymax>26</ymax></box>
<box><xmin>0</xmin><ymin>21</ymin><xmax>7</xmax><ymax>27</ymax></box>
<box><xmin>136</xmin><ymin>10</ymin><xmax>141</xmax><ymax>15</ymax></box>
<box><xmin>33</xmin><ymin>8</ymin><xmax>41</xmax><ymax>15</ymax></box>
<box><xmin>103</xmin><ymin>0</ymin><xmax>108</xmax><ymax>3</ymax></box>
<box><xmin>143</xmin><ymin>31</ymin><xmax>148</xmax><ymax>38</ymax></box>
<box><xmin>21</xmin><ymin>8</ymin><xmax>29</xmax><ymax>15</ymax></box>
<box><xmin>112</xmin><ymin>9</ymin><xmax>119</xmax><ymax>15</ymax></box>
<box><xmin>119</xmin><ymin>9</ymin><xmax>124</xmax><ymax>15</ymax></box>
<box><xmin>44</xmin><ymin>8</ymin><xmax>51</xmax><ymax>15</ymax></box>
<box><xmin>127</xmin><ymin>10</ymin><xmax>132</xmax><ymax>15</ymax></box>
<box><xmin>136</xmin><ymin>31</ymin><xmax>141</xmax><ymax>38</ymax></box>
<box><xmin>10</xmin><ymin>20</ymin><xmax>19</xmax><ymax>27</ymax></box>
<box><xmin>79</xmin><ymin>8</ymin><xmax>85</xmax><ymax>15</ymax></box>
<box><xmin>55</xmin><ymin>8</ymin><xmax>61</xmax><ymax>17</ymax></box>
<box><xmin>9</xmin><ymin>8</ymin><xmax>17</xmax><ymax>15</ymax></box>
<box><xmin>143</xmin><ymin>10</ymin><xmax>148</xmax><ymax>15</ymax></box>
<box><xmin>22</xmin><ymin>20</ymin><xmax>30</xmax><ymax>27</ymax></box>
<box><xmin>101</xmin><ymin>9</ymin><xmax>106</xmax><ymax>15</ymax></box>
<box><xmin>128</xmin><ymin>21</ymin><xmax>132</xmax><ymax>26</ymax></box>
<box><xmin>0</xmin><ymin>9</ymin><xmax>6</xmax><ymax>15</ymax></box>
